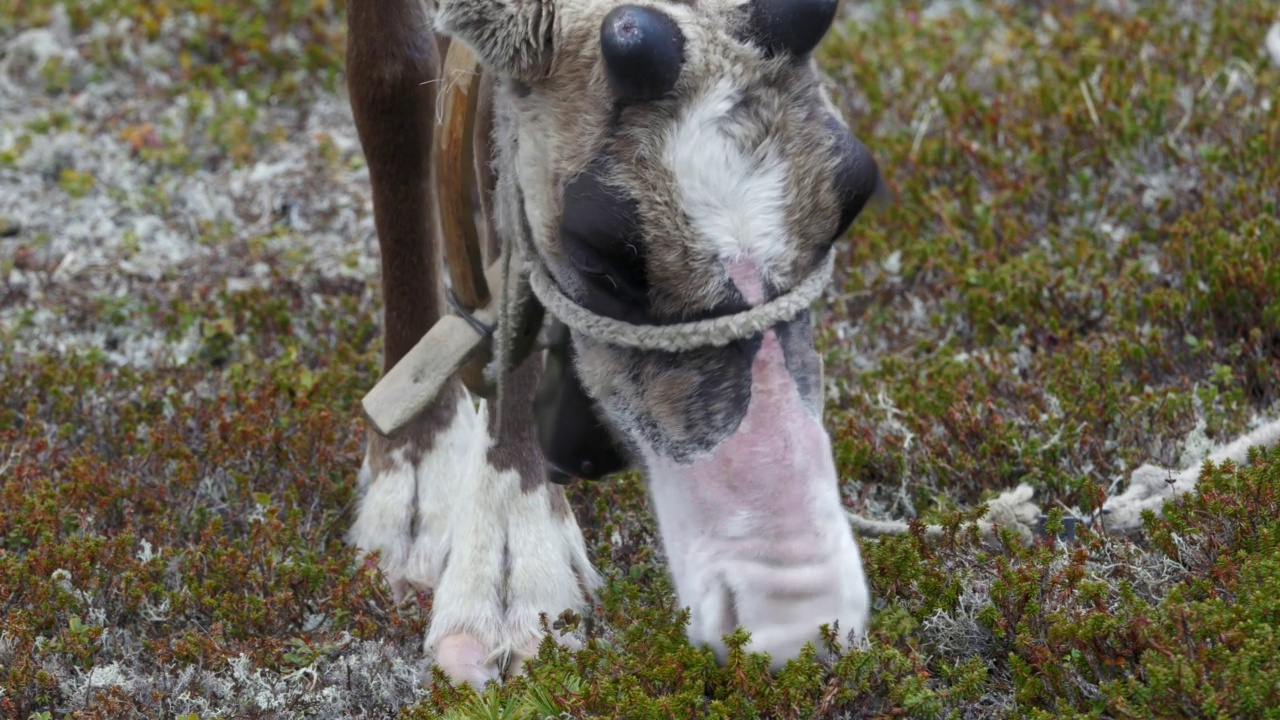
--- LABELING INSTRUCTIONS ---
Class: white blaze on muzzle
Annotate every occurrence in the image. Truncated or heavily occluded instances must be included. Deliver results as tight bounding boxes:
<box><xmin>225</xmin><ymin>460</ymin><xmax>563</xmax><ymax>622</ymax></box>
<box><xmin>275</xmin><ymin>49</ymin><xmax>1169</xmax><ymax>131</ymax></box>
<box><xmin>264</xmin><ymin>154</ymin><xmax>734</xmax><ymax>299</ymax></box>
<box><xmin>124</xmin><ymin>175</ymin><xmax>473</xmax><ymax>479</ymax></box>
<box><xmin>640</xmin><ymin>329</ymin><xmax>869</xmax><ymax>665</ymax></box>
<box><xmin>528</xmin><ymin>250</ymin><xmax>870</xmax><ymax>664</ymax></box>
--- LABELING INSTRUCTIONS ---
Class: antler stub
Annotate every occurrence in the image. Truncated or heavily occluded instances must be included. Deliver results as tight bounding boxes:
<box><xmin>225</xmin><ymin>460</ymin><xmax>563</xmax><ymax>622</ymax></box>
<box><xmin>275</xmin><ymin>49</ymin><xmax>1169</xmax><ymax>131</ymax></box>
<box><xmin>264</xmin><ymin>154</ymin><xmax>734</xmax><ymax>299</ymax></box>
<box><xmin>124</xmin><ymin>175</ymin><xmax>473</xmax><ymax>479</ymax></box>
<box><xmin>601</xmin><ymin>5</ymin><xmax>686</xmax><ymax>103</ymax></box>
<box><xmin>746</xmin><ymin>0</ymin><xmax>839</xmax><ymax>58</ymax></box>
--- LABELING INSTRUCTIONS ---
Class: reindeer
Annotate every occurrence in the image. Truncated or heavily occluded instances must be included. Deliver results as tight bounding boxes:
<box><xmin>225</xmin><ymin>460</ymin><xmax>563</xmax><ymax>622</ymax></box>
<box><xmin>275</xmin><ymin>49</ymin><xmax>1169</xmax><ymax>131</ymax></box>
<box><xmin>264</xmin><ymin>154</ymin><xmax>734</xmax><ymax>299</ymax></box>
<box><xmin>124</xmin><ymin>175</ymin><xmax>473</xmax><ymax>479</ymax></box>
<box><xmin>344</xmin><ymin>0</ymin><xmax>882</xmax><ymax>686</ymax></box>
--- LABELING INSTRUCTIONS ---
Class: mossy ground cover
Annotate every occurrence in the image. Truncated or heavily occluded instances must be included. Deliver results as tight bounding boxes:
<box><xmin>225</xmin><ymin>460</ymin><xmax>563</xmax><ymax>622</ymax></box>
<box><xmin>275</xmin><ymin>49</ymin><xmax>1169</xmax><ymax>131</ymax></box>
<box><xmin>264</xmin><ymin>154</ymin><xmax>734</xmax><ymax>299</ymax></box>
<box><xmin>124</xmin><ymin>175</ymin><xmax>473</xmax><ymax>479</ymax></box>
<box><xmin>1</xmin><ymin>0</ymin><xmax>1278</xmax><ymax>717</ymax></box>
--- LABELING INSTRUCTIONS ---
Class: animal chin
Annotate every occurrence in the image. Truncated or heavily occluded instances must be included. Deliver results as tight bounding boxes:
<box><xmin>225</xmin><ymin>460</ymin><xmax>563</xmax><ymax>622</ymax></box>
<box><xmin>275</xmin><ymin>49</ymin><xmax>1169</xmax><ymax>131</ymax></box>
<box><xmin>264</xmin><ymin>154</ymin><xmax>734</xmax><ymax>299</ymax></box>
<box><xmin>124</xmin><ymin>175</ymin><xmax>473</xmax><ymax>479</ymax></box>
<box><xmin>638</xmin><ymin>329</ymin><xmax>869</xmax><ymax>665</ymax></box>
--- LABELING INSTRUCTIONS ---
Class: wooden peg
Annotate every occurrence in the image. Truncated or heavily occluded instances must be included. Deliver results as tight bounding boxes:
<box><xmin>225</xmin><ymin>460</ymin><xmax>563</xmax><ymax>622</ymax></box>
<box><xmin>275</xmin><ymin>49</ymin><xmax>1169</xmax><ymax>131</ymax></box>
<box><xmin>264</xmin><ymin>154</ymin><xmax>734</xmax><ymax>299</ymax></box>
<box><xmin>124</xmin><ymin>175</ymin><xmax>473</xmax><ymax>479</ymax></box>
<box><xmin>362</xmin><ymin>259</ymin><xmax>507</xmax><ymax>437</ymax></box>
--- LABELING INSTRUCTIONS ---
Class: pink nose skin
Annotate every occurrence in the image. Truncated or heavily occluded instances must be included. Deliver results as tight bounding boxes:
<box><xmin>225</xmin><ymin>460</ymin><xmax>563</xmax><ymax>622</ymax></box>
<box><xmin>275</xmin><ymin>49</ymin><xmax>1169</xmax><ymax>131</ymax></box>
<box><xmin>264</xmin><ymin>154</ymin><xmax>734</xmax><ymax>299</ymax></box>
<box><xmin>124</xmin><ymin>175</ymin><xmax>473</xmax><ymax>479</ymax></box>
<box><xmin>641</xmin><ymin>330</ymin><xmax>870</xmax><ymax>667</ymax></box>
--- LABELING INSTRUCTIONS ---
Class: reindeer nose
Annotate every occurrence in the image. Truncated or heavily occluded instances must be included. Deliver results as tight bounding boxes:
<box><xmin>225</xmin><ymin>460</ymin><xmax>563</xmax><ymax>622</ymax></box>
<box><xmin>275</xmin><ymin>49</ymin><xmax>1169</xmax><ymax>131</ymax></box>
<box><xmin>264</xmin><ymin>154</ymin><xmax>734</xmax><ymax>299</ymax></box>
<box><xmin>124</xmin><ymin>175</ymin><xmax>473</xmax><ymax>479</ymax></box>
<box><xmin>747</xmin><ymin>0</ymin><xmax>840</xmax><ymax>58</ymax></box>
<box><xmin>600</xmin><ymin>5</ymin><xmax>685</xmax><ymax>103</ymax></box>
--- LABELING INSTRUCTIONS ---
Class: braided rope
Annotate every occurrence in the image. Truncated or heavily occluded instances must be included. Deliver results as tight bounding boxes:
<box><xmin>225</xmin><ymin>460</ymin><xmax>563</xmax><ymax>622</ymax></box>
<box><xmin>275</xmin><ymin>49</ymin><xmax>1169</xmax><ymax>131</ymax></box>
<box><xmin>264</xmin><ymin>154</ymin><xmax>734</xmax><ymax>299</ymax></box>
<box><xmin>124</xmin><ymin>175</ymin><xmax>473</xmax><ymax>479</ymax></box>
<box><xmin>526</xmin><ymin>250</ymin><xmax>837</xmax><ymax>352</ymax></box>
<box><xmin>845</xmin><ymin>484</ymin><xmax>1042</xmax><ymax>546</ymax></box>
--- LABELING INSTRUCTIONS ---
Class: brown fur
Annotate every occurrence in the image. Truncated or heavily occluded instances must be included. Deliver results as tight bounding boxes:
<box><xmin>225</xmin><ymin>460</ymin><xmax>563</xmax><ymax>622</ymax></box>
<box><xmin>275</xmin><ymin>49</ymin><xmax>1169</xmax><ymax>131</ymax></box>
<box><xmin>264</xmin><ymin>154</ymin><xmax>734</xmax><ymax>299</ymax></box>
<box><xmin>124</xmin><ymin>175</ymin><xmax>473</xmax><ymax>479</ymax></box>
<box><xmin>350</xmin><ymin>0</ymin><xmax>869</xmax><ymax>535</ymax></box>
<box><xmin>439</xmin><ymin>0</ymin><xmax>865</xmax><ymax>448</ymax></box>
<box><xmin>349</xmin><ymin>0</ymin><xmax>556</xmax><ymax>496</ymax></box>
<box><xmin>439</xmin><ymin>0</ymin><xmax>852</xmax><ymax>291</ymax></box>
<box><xmin>347</xmin><ymin>1</ymin><xmax>447</xmax><ymax>372</ymax></box>
<box><xmin>349</xmin><ymin>0</ymin><xmax>872</xmax><ymax>681</ymax></box>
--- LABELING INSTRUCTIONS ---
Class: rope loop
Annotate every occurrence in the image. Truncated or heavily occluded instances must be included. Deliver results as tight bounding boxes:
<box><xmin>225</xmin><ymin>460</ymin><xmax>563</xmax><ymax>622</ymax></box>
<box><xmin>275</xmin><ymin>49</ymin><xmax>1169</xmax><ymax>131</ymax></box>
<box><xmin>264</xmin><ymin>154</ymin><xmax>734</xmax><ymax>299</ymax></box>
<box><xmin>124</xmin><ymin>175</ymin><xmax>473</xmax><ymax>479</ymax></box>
<box><xmin>526</xmin><ymin>250</ymin><xmax>837</xmax><ymax>352</ymax></box>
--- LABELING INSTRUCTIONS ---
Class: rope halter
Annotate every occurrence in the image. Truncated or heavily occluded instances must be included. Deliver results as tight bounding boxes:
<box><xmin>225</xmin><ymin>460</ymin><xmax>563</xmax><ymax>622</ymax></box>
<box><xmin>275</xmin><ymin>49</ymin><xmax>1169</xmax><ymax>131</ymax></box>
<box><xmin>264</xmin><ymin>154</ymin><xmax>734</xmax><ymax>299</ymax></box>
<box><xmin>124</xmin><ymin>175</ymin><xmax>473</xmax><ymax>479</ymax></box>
<box><xmin>526</xmin><ymin>249</ymin><xmax>837</xmax><ymax>352</ymax></box>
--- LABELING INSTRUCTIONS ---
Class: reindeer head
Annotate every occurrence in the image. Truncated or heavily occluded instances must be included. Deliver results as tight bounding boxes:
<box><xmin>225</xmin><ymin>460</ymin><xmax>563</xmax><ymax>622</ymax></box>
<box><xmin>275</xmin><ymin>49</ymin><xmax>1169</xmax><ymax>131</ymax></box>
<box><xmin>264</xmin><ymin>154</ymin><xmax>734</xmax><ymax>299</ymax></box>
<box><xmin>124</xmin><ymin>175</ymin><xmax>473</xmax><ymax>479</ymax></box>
<box><xmin>439</xmin><ymin>0</ymin><xmax>880</xmax><ymax>666</ymax></box>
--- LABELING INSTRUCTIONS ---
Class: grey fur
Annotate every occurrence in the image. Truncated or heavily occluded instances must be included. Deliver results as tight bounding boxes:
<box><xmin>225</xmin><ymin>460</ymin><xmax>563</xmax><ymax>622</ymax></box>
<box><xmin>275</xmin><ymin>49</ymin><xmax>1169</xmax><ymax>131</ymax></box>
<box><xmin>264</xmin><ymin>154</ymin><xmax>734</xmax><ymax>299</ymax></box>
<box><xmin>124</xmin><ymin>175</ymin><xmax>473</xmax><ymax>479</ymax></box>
<box><xmin>438</xmin><ymin>0</ymin><xmax>867</xmax><ymax>462</ymax></box>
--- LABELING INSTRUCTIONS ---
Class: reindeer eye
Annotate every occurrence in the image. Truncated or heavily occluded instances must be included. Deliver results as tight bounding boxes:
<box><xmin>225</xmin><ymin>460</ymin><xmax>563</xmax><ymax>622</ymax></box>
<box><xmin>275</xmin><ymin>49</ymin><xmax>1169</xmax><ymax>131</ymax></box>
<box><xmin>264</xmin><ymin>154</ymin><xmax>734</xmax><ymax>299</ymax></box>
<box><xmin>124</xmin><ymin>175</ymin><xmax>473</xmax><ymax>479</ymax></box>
<box><xmin>827</xmin><ymin>117</ymin><xmax>880</xmax><ymax>239</ymax></box>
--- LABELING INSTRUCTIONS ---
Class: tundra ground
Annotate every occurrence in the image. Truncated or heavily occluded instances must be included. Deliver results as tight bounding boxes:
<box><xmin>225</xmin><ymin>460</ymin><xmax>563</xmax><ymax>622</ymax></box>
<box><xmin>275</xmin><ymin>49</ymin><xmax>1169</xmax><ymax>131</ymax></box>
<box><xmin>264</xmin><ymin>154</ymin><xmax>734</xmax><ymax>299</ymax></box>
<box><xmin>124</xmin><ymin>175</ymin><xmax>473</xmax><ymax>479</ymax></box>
<box><xmin>2</xmin><ymin>0</ymin><xmax>1279</xmax><ymax>717</ymax></box>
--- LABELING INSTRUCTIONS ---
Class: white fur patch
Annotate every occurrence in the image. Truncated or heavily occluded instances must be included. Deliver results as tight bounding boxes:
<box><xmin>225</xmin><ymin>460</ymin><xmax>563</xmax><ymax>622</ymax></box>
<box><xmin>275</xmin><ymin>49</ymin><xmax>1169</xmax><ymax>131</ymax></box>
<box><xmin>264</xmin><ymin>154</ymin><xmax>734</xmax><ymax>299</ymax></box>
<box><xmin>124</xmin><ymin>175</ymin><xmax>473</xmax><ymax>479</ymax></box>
<box><xmin>348</xmin><ymin>394</ymin><xmax>599</xmax><ymax>686</ymax></box>
<box><xmin>641</xmin><ymin>331</ymin><xmax>870</xmax><ymax>666</ymax></box>
<box><xmin>425</xmin><ymin>398</ymin><xmax>599</xmax><ymax>678</ymax></box>
<box><xmin>347</xmin><ymin>393</ymin><xmax>481</xmax><ymax>602</ymax></box>
<box><xmin>663</xmin><ymin>78</ymin><xmax>791</xmax><ymax>274</ymax></box>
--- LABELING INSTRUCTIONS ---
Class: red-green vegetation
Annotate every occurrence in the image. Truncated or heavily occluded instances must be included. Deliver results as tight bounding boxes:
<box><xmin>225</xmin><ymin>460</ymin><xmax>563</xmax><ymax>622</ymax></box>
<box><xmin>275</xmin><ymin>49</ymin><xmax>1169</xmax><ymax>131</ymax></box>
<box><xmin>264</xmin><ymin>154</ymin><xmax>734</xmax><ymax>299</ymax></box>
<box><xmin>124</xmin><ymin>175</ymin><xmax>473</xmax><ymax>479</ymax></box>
<box><xmin>2</xmin><ymin>0</ymin><xmax>1278</xmax><ymax>717</ymax></box>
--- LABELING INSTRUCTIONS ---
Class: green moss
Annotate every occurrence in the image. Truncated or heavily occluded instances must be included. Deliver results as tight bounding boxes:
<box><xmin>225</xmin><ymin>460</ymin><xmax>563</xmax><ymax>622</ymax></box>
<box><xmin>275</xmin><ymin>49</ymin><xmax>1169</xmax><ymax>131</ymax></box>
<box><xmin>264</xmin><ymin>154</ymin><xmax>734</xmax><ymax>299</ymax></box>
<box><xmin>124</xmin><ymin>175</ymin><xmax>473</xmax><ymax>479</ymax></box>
<box><xmin>55</xmin><ymin>169</ymin><xmax>94</xmax><ymax>198</ymax></box>
<box><xmin>4</xmin><ymin>0</ymin><xmax>348</xmax><ymax>103</ymax></box>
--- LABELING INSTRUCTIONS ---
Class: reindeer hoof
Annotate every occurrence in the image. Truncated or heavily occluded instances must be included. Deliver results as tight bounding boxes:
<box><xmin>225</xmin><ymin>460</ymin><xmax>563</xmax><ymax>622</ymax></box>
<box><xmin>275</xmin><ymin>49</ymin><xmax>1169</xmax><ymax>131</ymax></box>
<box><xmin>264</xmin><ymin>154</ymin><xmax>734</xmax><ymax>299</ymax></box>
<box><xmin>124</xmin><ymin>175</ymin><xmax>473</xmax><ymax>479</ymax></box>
<box><xmin>434</xmin><ymin>632</ymin><xmax>500</xmax><ymax>688</ymax></box>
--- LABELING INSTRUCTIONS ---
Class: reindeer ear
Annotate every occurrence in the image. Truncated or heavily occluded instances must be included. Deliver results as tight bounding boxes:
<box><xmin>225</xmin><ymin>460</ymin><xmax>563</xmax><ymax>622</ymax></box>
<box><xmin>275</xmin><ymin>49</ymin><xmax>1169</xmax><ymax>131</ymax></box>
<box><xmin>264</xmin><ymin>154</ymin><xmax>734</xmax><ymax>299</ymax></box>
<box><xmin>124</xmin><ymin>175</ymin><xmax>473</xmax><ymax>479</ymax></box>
<box><xmin>434</xmin><ymin>0</ymin><xmax>559</xmax><ymax>81</ymax></box>
<box><xmin>746</xmin><ymin>0</ymin><xmax>839</xmax><ymax>58</ymax></box>
<box><xmin>600</xmin><ymin>5</ymin><xmax>686</xmax><ymax>103</ymax></box>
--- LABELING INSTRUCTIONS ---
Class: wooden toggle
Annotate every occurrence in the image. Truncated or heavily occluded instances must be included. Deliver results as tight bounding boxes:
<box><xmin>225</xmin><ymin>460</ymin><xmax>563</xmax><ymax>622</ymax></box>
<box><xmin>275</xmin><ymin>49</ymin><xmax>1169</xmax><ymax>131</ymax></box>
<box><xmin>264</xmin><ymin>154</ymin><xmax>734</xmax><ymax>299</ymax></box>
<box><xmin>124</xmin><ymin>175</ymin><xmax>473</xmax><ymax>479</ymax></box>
<box><xmin>361</xmin><ymin>41</ymin><xmax>501</xmax><ymax>438</ymax></box>
<box><xmin>362</xmin><ymin>260</ymin><xmax>508</xmax><ymax>438</ymax></box>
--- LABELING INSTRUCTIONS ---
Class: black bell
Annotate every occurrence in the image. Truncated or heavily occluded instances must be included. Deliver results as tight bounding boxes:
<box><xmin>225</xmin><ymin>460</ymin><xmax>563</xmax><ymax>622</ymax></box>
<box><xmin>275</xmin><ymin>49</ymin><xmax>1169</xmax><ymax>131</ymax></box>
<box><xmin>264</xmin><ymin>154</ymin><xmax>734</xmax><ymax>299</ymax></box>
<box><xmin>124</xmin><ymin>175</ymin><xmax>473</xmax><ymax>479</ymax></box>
<box><xmin>534</xmin><ymin>321</ymin><xmax>632</xmax><ymax>484</ymax></box>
